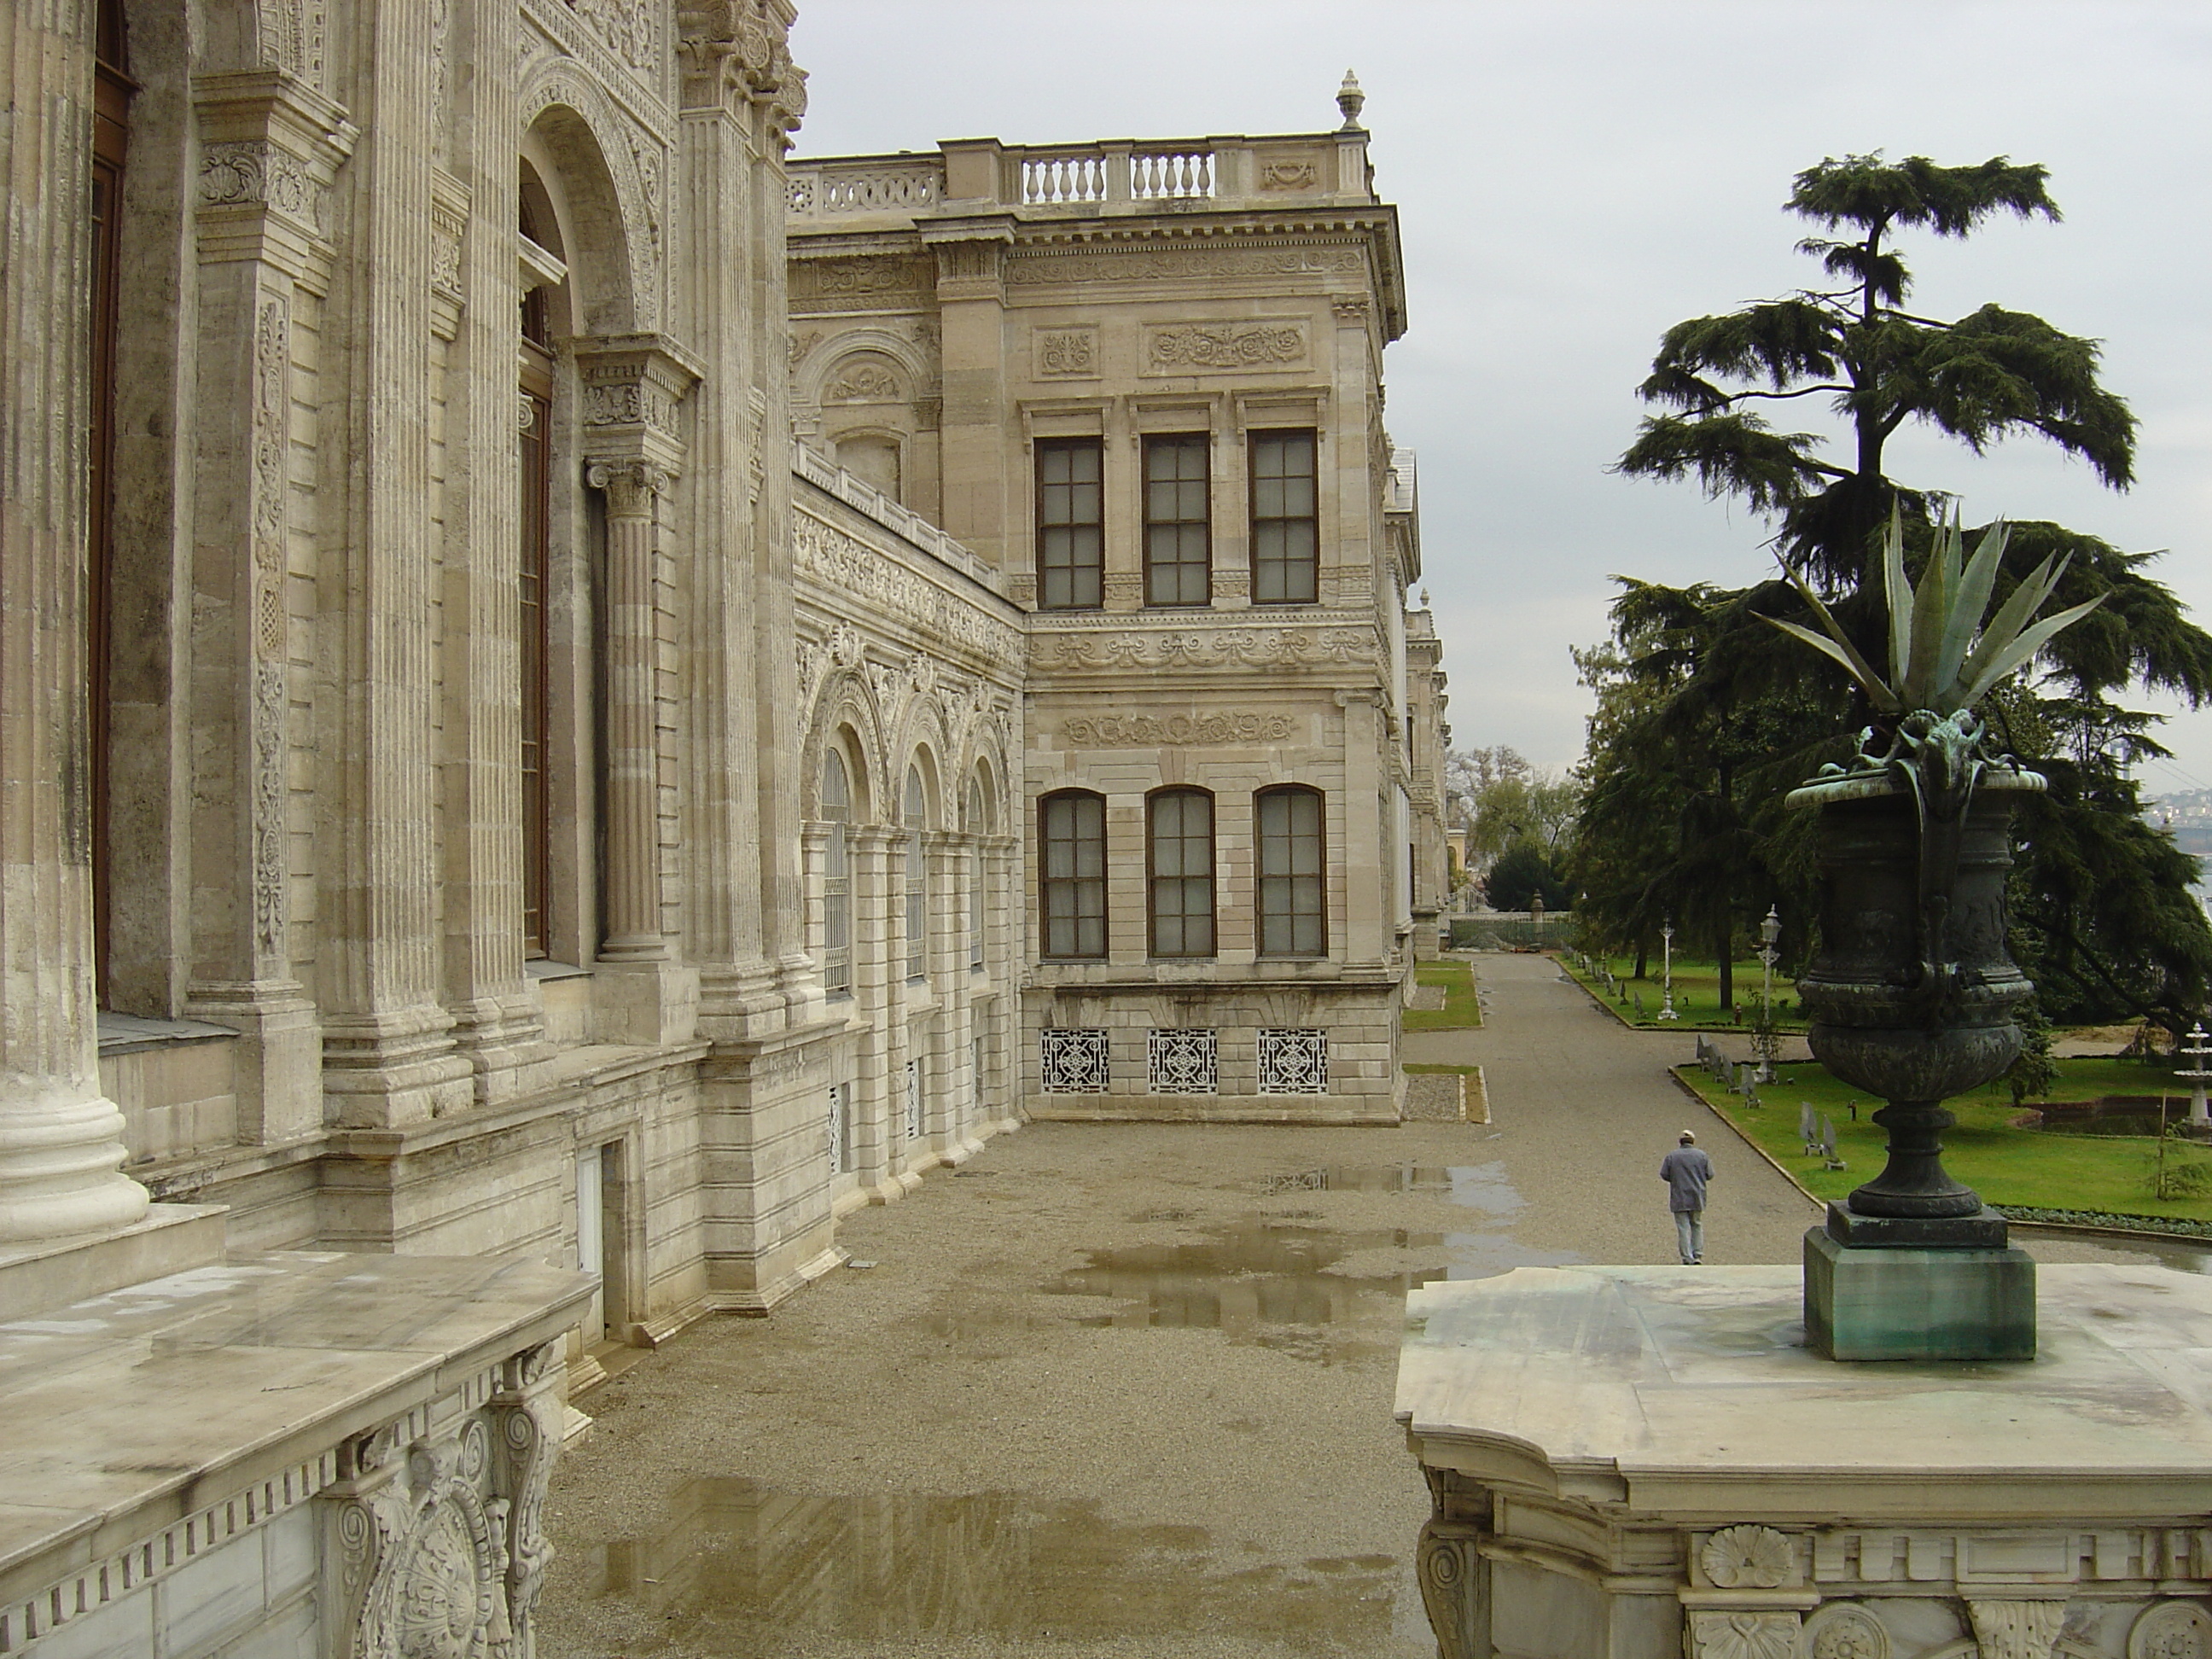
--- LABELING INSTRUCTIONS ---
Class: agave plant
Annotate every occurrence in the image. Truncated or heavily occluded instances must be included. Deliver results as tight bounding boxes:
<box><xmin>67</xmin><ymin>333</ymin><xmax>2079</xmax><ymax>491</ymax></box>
<box><xmin>1764</xmin><ymin>510</ymin><xmax>2103</xmax><ymax>719</ymax></box>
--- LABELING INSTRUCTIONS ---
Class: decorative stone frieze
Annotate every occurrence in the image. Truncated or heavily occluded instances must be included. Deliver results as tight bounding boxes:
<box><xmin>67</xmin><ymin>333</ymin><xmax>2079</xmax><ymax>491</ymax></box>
<box><xmin>1061</xmin><ymin>712</ymin><xmax>1294</xmax><ymax>746</ymax></box>
<box><xmin>1030</xmin><ymin>623</ymin><xmax>1374</xmax><ymax>672</ymax></box>
<box><xmin>792</xmin><ymin>508</ymin><xmax>1024</xmax><ymax>667</ymax></box>
<box><xmin>1005</xmin><ymin>241</ymin><xmax>1367</xmax><ymax>286</ymax></box>
<box><xmin>1687</xmin><ymin>1610</ymin><xmax>1802</xmax><ymax>1659</ymax></box>
<box><xmin>1143</xmin><ymin>320</ymin><xmax>1307</xmax><ymax>373</ymax></box>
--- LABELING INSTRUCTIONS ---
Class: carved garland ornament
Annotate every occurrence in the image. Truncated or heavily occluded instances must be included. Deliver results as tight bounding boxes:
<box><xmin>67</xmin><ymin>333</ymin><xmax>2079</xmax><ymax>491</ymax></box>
<box><xmin>201</xmin><ymin>141</ymin><xmax>326</xmax><ymax>231</ymax></box>
<box><xmin>791</xmin><ymin>511</ymin><xmax>1023</xmax><ymax>667</ymax></box>
<box><xmin>1037</xmin><ymin>329</ymin><xmax>1097</xmax><ymax>376</ymax></box>
<box><xmin>1147</xmin><ymin>323</ymin><xmax>1305</xmax><ymax>370</ymax></box>
<box><xmin>1007</xmin><ymin>244</ymin><xmax>1366</xmax><ymax>286</ymax></box>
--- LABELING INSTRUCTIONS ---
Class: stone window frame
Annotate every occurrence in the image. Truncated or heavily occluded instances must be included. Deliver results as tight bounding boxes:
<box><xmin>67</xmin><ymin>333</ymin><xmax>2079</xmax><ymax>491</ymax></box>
<box><xmin>1039</xmin><ymin>789</ymin><xmax>1107</xmax><ymax>961</ymax></box>
<box><xmin>1147</xmin><ymin>787</ymin><xmax>1217</xmax><ymax>959</ymax></box>
<box><xmin>903</xmin><ymin>765</ymin><xmax>928</xmax><ymax>983</ymax></box>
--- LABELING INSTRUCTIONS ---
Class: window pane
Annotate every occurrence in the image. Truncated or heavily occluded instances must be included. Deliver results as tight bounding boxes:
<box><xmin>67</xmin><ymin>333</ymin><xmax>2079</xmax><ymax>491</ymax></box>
<box><xmin>1250</xmin><ymin>431</ymin><xmax>1318</xmax><ymax>606</ymax></box>
<box><xmin>1150</xmin><ymin>791</ymin><xmax>1214</xmax><ymax>958</ymax></box>
<box><xmin>1038</xmin><ymin>439</ymin><xmax>1104</xmax><ymax>610</ymax></box>
<box><xmin>1043</xmin><ymin>793</ymin><xmax>1106</xmax><ymax>959</ymax></box>
<box><xmin>1144</xmin><ymin>435</ymin><xmax>1209</xmax><ymax>608</ymax></box>
<box><xmin>1258</xmin><ymin>789</ymin><xmax>1324</xmax><ymax>956</ymax></box>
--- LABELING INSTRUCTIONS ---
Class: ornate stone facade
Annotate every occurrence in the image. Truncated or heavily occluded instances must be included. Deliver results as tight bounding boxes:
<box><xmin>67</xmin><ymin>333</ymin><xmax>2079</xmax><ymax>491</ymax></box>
<box><xmin>1</xmin><ymin>3</ymin><xmax>1447</xmax><ymax>1648</ymax></box>
<box><xmin>789</xmin><ymin>125</ymin><xmax>1435</xmax><ymax>1123</ymax></box>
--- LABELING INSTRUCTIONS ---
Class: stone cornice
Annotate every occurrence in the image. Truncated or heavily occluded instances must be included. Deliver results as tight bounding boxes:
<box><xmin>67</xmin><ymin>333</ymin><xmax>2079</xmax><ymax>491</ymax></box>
<box><xmin>570</xmin><ymin>333</ymin><xmax>705</xmax><ymax>468</ymax></box>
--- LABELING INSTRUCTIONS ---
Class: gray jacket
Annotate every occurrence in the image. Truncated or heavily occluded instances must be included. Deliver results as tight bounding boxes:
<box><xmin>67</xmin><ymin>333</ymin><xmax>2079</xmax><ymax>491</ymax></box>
<box><xmin>1660</xmin><ymin>1146</ymin><xmax>1713</xmax><ymax>1214</ymax></box>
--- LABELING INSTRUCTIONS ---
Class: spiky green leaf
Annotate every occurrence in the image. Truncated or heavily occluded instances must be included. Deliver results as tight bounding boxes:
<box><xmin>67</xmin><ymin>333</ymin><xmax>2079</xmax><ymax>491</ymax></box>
<box><xmin>1758</xmin><ymin>614</ymin><xmax>1900</xmax><ymax>711</ymax></box>
<box><xmin>1959</xmin><ymin>554</ymin><xmax>2067</xmax><ymax>695</ymax></box>
<box><xmin>1936</xmin><ymin>519</ymin><xmax>2011</xmax><ymax>694</ymax></box>
<box><xmin>1959</xmin><ymin>596</ymin><xmax>2108</xmax><ymax>708</ymax></box>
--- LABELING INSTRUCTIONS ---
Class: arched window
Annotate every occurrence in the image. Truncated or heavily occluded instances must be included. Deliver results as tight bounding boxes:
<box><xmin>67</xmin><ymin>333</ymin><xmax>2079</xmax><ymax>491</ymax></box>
<box><xmin>1148</xmin><ymin>789</ymin><xmax>1215</xmax><ymax>958</ymax></box>
<box><xmin>821</xmin><ymin>748</ymin><xmax>852</xmax><ymax>996</ymax></box>
<box><xmin>1039</xmin><ymin>791</ymin><xmax>1105</xmax><ymax>960</ymax></box>
<box><xmin>905</xmin><ymin>765</ymin><xmax>927</xmax><ymax>982</ymax></box>
<box><xmin>518</xmin><ymin>167</ymin><xmax>557</xmax><ymax>957</ymax></box>
<box><xmin>968</xmin><ymin>777</ymin><xmax>987</xmax><ymax>971</ymax></box>
<box><xmin>1257</xmin><ymin>786</ymin><xmax>1326</xmax><ymax>957</ymax></box>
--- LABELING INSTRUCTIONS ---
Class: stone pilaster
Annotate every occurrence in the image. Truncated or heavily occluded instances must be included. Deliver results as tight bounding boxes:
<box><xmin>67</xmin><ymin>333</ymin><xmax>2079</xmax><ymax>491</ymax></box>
<box><xmin>315</xmin><ymin>0</ymin><xmax>471</xmax><ymax>1129</ymax></box>
<box><xmin>923</xmin><ymin>218</ymin><xmax>1015</xmax><ymax>568</ymax></box>
<box><xmin>1337</xmin><ymin>690</ymin><xmax>1388</xmax><ymax>966</ymax></box>
<box><xmin>182</xmin><ymin>70</ymin><xmax>352</xmax><ymax>1144</ymax></box>
<box><xmin>847</xmin><ymin>827</ymin><xmax>894</xmax><ymax>1187</ymax></box>
<box><xmin>436</xmin><ymin>0</ymin><xmax>550</xmax><ymax>1107</ymax></box>
<box><xmin>676</xmin><ymin>9</ymin><xmax>787</xmax><ymax>1042</ymax></box>
<box><xmin>0</xmin><ymin>0</ymin><xmax>149</xmax><ymax>1239</ymax></box>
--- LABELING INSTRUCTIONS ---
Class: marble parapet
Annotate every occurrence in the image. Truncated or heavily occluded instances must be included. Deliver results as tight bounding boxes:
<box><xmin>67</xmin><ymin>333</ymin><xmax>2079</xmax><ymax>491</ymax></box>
<box><xmin>1</xmin><ymin>1249</ymin><xmax>594</xmax><ymax>1653</ymax></box>
<box><xmin>1396</xmin><ymin>1264</ymin><xmax>2212</xmax><ymax>1659</ymax></box>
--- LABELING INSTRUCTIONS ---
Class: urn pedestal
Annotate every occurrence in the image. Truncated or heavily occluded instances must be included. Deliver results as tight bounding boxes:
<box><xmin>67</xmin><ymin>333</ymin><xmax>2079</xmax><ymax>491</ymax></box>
<box><xmin>1786</xmin><ymin>769</ymin><xmax>2043</xmax><ymax>1361</ymax></box>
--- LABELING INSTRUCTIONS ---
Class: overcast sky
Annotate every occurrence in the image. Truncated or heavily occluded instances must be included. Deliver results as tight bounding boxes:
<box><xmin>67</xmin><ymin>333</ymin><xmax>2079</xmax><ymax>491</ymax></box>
<box><xmin>789</xmin><ymin>1</ymin><xmax>2212</xmax><ymax>795</ymax></box>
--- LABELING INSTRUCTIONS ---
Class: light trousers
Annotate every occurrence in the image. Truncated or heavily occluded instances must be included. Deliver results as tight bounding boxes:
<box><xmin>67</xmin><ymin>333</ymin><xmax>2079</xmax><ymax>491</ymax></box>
<box><xmin>1674</xmin><ymin>1209</ymin><xmax>1704</xmax><ymax>1264</ymax></box>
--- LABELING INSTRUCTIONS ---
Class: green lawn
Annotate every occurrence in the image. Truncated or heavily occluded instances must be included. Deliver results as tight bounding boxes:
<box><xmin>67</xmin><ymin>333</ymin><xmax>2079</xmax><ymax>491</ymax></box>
<box><xmin>1403</xmin><ymin>961</ymin><xmax>1481</xmax><ymax>1031</ymax></box>
<box><xmin>1564</xmin><ymin>953</ymin><xmax>1809</xmax><ymax>1032</ymax></box>
<box><xmin>1681</xmin><ymin>1057</ymin><xmax>2212</xmax><ymax>1223</ymax></box>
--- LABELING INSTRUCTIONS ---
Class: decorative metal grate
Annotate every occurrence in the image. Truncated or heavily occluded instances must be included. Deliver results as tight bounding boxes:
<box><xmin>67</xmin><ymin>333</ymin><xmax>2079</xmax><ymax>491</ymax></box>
<box><xmin>1148</xmin><ymin>1028</ymin><xmax>1219</xmax><ymax>1094</ymax></box>
<box><xmin>827</xmin><ymin>1082</ymin><xmax>850</xmax><ymax>1172</ymax></box>
<box><xmin>1040</xmin><ymin>1027</ymin><xmax>1109</xmax><ymax>1093</ymax></box>
<box><xmin>905</xmin><ymin>1057</ymin><xmax>923</xmax><ymax>1141</ymax></box>
<box><xmin>1257</xmin><ymin>1028</ymin><xmax>1329</xmax><ymax>1095</ymax></box>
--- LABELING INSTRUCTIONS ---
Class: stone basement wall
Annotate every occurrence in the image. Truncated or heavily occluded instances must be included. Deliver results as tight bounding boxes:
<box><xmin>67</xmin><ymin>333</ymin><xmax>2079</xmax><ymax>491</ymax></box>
<box><xmin>1021</xmin><ymin>981</ymin><xmax>1405</xmax><ymax>1124</ymax></box>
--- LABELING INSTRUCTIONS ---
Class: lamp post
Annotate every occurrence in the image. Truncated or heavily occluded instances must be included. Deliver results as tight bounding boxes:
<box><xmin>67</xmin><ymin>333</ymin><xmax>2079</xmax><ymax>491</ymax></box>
<box><xmin>1657</xmin><ymin>919</ymin><xmax>1679</xmax><ymax>1021</ymax></box>
<box><xmin>1756</xmin><ymin>905</ymin><xmax>1782</xmax><ymax>1082</ymax></box>
<box><xmin>2180</xmin><ymin>1022</ymin><xmax>2212</xmax><ymax>1131</ymax></box>
<box><xmin>1530</xmin><ymin>892</ymin><xmax>1545</xmax><ymax>951</ymax></box>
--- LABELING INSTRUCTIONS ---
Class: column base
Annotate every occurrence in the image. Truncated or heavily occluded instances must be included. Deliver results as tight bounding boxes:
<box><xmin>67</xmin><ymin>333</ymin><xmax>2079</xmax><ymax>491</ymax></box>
<box><xmin>1804</xmin><ymin>1225</ymin><xmax>2036</xmax><ymax>1361</ymax></box>
<box><xmin>592</xmin><ymin>958</ymin><xmax>700</xmax><ymax>1047</ymax></box>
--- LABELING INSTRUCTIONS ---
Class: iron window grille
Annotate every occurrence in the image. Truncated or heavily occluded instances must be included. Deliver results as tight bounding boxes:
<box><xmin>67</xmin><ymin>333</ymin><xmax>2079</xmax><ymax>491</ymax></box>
<box><xmin>1257</xmin><ymin>1029</ymin><xmax>1329</xmax><ymax>1095</ymax></box>
<box><xmin>1040</xmin><ymin>1027</ymin><xmax>1110</xmax><ymax>1093</ymax></box>
<box><xmin>1148</xmin><ymin>1028</ymin><xmax>1219</xmax><ymax>1094</ymax></box>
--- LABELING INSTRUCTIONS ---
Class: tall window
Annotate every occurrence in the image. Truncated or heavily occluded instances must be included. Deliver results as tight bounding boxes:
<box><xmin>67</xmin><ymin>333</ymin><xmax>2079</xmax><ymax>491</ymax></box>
<box><xmin>1039</xmin><ymin>791</ymin><xmax>1106</xmax><ymax>960</ymax></box>
<box><xmin>1257</xmin><ymin>787</ymin><xmax>1326</xmax><ymax>957</ymax></box>
<box><xmin>1250</xmin><ymin>430</ymin><xmax>1318</xmax><ymax>604</ymax></box>
<box><xmin>89</xmin><ymin>0</ymin><xmax>131</xmax><ymax>994</ymax></box>
<box><xmin>821</xmin><ymin>749</ymin><xmax>852</xmax><ymax>996</ymax></box>
<box><xmin>1036</xmin><ymin>438</ymin><xmax>1103</xmax><ymax>609</ymax></box>
<box><xmin>968</xmin><ymin>778</ymin><xmax>987</xmax><ymax>971</ymax></box>
<box><xmin>518</xmin><ymin>266</ymin><xmax>555</xmax><ymax>958</ymax></box>
<box><xmin>1144</xmin><ymin>434</ymin><xmax>1209</xmax><ymax>606</ymax></box>
<box><xmin>1148</xmin><ymin>789</ymin><xmax>1216</xmax><ymax>958</ymax></box>
<box><xmin>905</xmin><ymin>766</ymin><xmax>927</xmax><ymax>982</ymax></box>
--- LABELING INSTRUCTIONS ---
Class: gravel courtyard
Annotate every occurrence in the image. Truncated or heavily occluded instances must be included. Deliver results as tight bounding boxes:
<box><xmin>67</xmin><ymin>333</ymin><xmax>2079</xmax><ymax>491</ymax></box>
<box><xmin>538</xmin><ymin>953</ymin><xmax>2181</xmax><ymax>1659</ymax></box>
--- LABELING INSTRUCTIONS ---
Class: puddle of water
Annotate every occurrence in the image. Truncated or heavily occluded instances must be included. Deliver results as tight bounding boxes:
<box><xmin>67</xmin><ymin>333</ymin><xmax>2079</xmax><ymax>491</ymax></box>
<box><xmin>2027</xmin><ymin>1225</ymin><xmax>2212</xmax><ymax>1275</ymax></box>
<box><xmin>1261</xmin><ymin>1162</ymin><xmax>1522</xmax><ymax>1215</ymax></box>
<box><xmin>1045</xmin><ymin>1222</ymin><xmax>1577</xmax><ymax>1339</ymax></box>
<box><xmin>582</xmin><ymin>1479</ymin><xmax>1410</xmax><ymax>1656</ymax></box>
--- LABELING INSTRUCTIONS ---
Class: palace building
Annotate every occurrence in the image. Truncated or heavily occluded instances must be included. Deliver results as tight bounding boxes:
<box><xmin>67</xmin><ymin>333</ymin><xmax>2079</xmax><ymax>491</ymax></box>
<box><xmin>0</xmin><ymin>0</ymin><xmax>1444</xmax><ymax>1650</ymax></box>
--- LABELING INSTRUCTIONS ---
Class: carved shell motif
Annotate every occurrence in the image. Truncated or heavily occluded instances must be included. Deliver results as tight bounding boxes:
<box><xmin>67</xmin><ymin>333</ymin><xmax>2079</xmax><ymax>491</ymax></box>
<box><xmin>1699</xmin><ymin>1524</ymin><xmax>1796</xmax><ymax>1589</ymax></box>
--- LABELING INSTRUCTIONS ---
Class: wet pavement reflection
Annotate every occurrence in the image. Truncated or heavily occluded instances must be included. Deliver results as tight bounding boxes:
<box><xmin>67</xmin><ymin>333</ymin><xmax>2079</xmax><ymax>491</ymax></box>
<box><xmin>585</xmin><ymin>1479</ymin><xmax>1407</xmax><ymax>1656</ymax></box>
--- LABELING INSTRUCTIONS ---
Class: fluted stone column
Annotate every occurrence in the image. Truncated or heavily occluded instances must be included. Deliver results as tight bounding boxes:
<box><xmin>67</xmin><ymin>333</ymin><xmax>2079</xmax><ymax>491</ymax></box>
<box><xmin>0</xmin><ymin>0</ymin><xmax>148</xmax><ymax>1239</ymax></box>
<box><xmin>316</xmin><ymin>0</ymin><xmax>472</xmax><ymax>1129</ymax></box>
<box><xmin>575</xmin><ymin>335</ymin><xmax>699</xmax><ymax>1047</ymax></box>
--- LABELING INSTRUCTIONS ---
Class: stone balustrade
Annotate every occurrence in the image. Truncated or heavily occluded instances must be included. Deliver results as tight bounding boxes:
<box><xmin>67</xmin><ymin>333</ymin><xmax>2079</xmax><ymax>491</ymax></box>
<box><xmin>785</xmin><ymin>130</ymin><xmax>1373</xmax><ymax>231</ymax></box>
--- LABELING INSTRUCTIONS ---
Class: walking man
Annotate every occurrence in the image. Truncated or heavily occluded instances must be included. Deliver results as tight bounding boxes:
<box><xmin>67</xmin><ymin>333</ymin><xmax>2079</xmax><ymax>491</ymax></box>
<box><xmin>1661</xmin><ymin>1130</ymin><xmax>1714</xmax><ymax>1264</ymax></box>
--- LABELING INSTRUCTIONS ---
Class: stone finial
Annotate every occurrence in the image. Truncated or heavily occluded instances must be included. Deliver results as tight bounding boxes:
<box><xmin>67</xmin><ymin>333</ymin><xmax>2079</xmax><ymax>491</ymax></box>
<box><xmin>1337</xmin><ymin>70</ymin><xmax>1365</xmax><ymax>131</ymax></box>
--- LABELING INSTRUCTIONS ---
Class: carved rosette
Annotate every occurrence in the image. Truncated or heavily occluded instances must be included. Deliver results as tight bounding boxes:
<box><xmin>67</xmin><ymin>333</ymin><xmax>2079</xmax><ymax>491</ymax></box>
<box><xmin>1803</xmin><ymin>1602</ymin><xmax>1889</xmax><ymax>1659</ymax></box>
<box><xmin>1062</xmin><ymin>712</ymin><xmax>1294</xmax><ymax>747</ymax></box>
<box><xmin>1700</xmin><ymin>1525</ymin><xmax>1797</xmax><ymax>1589</ymax></box>
<box><xmin>2132</xmin><ymin>1600</ymin><xmax>2212</xmax><ymax>1659</ymax></box>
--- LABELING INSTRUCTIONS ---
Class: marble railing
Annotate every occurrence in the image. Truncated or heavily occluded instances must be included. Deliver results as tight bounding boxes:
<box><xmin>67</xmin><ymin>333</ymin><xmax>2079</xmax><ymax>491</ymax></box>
<box><xmin>786</xmin><ymin>131</ymin><xmax>1370</xmax><ymax>229</ymax></box>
